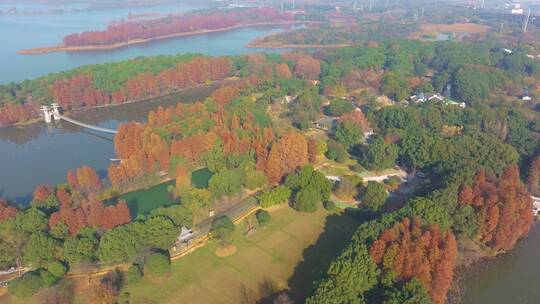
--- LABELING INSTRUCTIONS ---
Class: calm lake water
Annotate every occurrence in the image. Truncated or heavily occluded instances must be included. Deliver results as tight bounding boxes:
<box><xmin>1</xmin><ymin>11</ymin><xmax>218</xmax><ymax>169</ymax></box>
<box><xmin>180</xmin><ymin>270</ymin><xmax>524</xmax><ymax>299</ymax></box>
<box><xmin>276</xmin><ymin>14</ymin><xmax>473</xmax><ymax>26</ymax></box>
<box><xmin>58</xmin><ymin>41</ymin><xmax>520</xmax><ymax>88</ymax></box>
<box><xmin>0</xmin><ymin>2</ymin><xmax>285</xmax><ymax>84</ymax></box>
<box><xmin>459</xmin><ymin>223</ymin><xmax>540</xmax><ymax>304</ymax></box>
<box><xmin>0</xmin><ymin>2</ymin><xmax>287</xmax><ymax>202</ymax></box>
<box><xmin>1</xmin><ymin>3</ymin><xmax>538</xmax><ymax>302</ymax></box>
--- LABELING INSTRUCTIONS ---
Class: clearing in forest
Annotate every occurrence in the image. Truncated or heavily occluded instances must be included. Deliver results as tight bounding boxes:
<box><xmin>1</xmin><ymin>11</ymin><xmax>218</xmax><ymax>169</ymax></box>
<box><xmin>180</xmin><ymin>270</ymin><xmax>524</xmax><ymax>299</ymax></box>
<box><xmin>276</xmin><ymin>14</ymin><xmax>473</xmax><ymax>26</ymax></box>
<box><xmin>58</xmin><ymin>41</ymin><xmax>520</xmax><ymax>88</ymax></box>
<box><xmin>123</xmin><ymin>206</ymin><xmax>359</xmax><ymax>304</ymax></box>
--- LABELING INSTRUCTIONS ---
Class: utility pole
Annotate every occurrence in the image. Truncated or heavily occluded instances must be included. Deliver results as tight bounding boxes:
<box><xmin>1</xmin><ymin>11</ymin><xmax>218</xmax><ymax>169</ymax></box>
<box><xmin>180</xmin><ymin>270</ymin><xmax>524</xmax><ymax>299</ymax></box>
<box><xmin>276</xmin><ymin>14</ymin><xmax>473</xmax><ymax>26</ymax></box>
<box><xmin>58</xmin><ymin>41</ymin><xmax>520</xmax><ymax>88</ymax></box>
<box><xmin>523</xmin><ymin>9</ymin><xmax>531</xmax><ymax>32</ymax></box>
<box><xmin>499</xmin><ymin>21</ymin><xmax>505</xmax><ymax>34</ymax></box>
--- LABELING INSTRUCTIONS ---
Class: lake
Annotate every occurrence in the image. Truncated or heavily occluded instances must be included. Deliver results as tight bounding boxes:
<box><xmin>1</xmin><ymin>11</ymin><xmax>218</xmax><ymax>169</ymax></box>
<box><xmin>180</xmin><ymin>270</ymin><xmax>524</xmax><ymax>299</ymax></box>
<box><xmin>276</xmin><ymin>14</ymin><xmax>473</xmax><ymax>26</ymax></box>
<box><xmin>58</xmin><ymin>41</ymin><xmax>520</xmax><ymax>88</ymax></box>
<box><xmin>0</xmin><ymin>2</ymin><xmax>287</xmax><ymax>84</ymax></box>
<box><xmin>0</xmin><ymin>2</ymin><xmax>289</xmax><ymax>202</ymax></box>
<box><xmin>1</xmin><ymin>3</ymin><xmax>538</xmax><ymax>303</ymax></box>
<box><xmin>0</xmin><ymin>84</ymin><xmax>218</xmax><ymax>203</ymax></box>
<box><xmin>459</xmin><ymin>223</ymin><xmax>540</xmax><ymax>304</ymax></box>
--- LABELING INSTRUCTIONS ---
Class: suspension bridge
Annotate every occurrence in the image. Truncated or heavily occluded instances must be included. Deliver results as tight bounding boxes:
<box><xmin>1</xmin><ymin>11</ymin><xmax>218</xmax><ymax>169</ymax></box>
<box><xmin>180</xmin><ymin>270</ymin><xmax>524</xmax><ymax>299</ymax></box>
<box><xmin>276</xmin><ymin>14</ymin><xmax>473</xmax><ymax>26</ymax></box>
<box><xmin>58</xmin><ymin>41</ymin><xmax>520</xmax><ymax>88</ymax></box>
<box><xmin>41</xmin><ymin>103</ymin><xmax>118</xmax><ymax>134</ymax></box>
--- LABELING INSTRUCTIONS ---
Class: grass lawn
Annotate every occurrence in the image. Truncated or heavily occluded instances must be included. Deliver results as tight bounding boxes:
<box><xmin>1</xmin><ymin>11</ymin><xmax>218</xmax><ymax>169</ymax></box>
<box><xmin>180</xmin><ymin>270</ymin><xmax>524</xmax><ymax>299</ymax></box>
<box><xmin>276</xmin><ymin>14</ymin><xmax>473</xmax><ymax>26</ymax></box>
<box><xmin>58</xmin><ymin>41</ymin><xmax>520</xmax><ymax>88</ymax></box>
<box><xmin>122</xmin><ymin>206</ymin><xmax>360</xmax><ymax>304</ymax></box>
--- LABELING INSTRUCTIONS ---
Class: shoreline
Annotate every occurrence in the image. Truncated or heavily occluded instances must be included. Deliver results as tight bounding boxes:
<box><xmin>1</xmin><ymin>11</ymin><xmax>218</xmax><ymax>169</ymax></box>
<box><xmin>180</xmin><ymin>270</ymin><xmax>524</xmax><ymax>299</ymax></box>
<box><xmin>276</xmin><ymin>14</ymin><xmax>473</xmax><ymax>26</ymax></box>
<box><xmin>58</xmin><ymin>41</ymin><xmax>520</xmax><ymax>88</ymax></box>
<box><xmin>18</xmin><ymin>21</ymin><xmax>313</xmax><ymax>55</ymax></box>
<box><xmin>247</xmin><ymin>42</ymin><xmax>352</xmax><ymax>49</ymax></box>
<box><xmin>9</xmin><ymin>79</ymin><xmax>231</xmax><ymax>129</ymax></box>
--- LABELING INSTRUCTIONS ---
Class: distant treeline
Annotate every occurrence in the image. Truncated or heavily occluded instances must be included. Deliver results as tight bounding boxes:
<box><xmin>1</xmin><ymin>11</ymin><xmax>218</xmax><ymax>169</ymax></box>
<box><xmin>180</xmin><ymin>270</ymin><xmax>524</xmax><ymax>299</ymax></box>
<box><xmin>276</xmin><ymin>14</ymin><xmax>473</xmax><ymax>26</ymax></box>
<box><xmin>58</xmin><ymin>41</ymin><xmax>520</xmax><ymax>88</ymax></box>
<box><xmin>63</xmin><ymin>7</ymin><xmax>294</xmax><ymax>47</ymax></box>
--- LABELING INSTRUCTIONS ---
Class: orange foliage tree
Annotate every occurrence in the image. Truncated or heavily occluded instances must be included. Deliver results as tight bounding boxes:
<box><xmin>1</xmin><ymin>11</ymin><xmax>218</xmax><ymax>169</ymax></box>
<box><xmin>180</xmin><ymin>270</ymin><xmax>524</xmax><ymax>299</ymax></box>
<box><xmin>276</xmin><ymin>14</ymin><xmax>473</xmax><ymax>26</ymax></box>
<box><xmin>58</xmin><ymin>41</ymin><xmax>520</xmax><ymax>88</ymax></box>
<box><xmin>527</xmin><ymin>155</ymin><xmax>540</xmax><ymax>196</ymax></box>
<box><xmin>369</xmin><ymin>218</ymin><xmax>457</xmax><ymax>304</ymax></box>
<box><xmin>275</xmin><ymin>63</ymin><xmax>292</xmax><ymax>79</ymax></box>
<box><xmin>33</xmin><ymin>185</ymin><xmax>53</xmax><ymax>202</ymax></box>
<box><xmin>265</xmin><ymin>132</ymin><xmax>308</xmax><ymax>183</ymax></box>
<box><xmin>339</xmin><ymin>110</ymin><xmax>371</xmax><ymax>132</ymax></box>
<box><xmin>458</xmin><ymin>165</ymin><xmax>534</xmax><ymax>251</ymax></box>
<box><xmin>0</xmin><ymin>199</ymin><xmax>17</xmax><ymax>221</ymax></box>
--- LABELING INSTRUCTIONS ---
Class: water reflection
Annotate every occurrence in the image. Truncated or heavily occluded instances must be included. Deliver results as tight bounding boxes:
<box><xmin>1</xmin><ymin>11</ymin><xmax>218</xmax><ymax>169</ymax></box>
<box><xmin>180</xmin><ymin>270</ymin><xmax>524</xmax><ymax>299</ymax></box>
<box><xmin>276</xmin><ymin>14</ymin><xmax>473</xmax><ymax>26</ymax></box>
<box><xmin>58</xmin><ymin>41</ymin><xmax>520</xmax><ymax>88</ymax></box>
<box><xmin>0</xmin><ymin>84</ymin><xmax>218</xmax><ymax>203</ymax></box>
<box><xmin>460</xmin><ymin>224</ymin><xmax>540</xmax><ymax>304</ymax></box>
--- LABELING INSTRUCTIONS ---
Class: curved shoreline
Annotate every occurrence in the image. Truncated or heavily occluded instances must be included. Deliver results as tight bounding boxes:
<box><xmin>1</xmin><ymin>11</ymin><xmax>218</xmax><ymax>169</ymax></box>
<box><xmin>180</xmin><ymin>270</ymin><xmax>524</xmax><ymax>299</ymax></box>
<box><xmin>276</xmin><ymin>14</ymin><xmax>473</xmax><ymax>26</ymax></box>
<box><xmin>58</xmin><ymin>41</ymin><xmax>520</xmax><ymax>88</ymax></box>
<box><xmin>7</xmin><ymin>79</ymin><xmax>232</xmax><ymax>129</ymax></box>
<box><xmin>247</xmin><ymin>42</ymin><xmax>352</xmax><ymax>49</ymax></box>
<box><xmin>18</xmin><ymin>21</ymin><xmax>314</xmax><ymax>55</ymax></box>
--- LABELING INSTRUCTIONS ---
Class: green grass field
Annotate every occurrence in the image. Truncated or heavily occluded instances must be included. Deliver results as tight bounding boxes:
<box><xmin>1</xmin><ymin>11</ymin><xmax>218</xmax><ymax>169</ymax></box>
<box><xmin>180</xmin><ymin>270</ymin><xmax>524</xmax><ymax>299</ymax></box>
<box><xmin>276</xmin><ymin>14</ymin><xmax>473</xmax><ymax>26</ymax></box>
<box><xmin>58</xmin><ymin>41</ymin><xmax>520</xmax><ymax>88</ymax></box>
<box><xmin>121</xmin><ymin>206</ymin><xmax>360</xmax><ymax>304</ymax></box>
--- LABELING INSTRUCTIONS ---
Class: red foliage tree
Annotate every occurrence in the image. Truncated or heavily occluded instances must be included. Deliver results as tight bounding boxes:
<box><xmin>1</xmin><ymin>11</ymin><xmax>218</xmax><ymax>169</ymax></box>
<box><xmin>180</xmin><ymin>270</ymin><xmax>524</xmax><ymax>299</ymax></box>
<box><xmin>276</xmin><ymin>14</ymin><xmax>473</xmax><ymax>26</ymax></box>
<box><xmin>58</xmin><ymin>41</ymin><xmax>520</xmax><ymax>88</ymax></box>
<box><xmin>76</xmin><ymin>166</ymin><xmax>102</xmax><ymax>191</ymax></box>
<box><xmin>339</xmin><ymin>110</ymin><xmax>370</xmax><ymax>132</ymax></box>
<box><xmin>369</xmin><ymin>218</ymin><xmax>457</xmax><ymax>304</ymax></box>
<box><xmin>49</xmin><ymin>198</ymin><xmax>131</xmax><ymax>235</ymax></box>
<box><xmin>527</xmin><ymin>155</ymin><xmax>540</xmax><ymax>196</ymax></box>
<box><xmin>275</xmin><ymin>63</ymin><xmax>292</xmax><ymax>79</ymax></box>
<box><xmin>33</xmin><ymin>185</ymin><xmax>52</xmax><ymax>202</ymax></box>
<box><xmin>462</xmin><ymin>165</ymin><xmax>534</xmax><ymax>251</ymax></box>
<box><xmin>265</xmin><ymin>132</ymin><xmax>308</xmax><ymax>183</ymax></box>
<box><xmin>0</xmin><ymin>199</ymin><xmax>17</xmax><ymax>221</ymax></box>
<box><xmin>63</xmin><ymin>8</ymin><xmax>291</xmax><ymax>47</ymax></box>
<box><xmin>0</xmin><ymin>103</ymin><xmax>39</xmax><ymax>127</ymax></box>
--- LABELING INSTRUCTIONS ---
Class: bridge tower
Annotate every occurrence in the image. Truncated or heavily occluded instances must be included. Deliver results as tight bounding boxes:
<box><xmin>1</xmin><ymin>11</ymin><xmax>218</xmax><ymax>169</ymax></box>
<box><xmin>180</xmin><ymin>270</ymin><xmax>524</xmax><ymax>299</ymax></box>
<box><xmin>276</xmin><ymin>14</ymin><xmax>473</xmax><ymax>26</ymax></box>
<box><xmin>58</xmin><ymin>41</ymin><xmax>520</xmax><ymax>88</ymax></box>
<box><xmin>51</xmin><ymin>103</ymin><xmax>61</xmax><ymax>121</ymax></box>
<box><xmin>40</xmin><ymin>106</ymin><xmax>53</xmax><ymax>123</ymax></box>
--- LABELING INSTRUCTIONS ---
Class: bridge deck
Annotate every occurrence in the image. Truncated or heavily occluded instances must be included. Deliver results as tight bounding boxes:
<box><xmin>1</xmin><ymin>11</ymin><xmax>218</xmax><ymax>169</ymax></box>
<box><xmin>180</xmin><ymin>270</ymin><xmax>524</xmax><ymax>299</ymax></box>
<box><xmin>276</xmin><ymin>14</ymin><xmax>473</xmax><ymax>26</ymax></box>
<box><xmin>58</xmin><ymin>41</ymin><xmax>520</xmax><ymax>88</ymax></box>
<box><xmin>55</xmin><ymin>114</ymin><xmax>118</xmax><ymax>134</ymax></box>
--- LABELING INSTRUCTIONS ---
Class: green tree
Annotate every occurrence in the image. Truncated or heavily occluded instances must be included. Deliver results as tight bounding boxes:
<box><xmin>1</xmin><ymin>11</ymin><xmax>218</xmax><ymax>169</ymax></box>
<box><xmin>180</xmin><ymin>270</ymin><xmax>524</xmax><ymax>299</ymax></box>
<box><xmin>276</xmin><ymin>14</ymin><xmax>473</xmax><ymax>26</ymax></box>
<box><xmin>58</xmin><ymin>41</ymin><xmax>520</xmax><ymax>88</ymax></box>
<box><xmin>306</xmin><ymin>244</ymin><xmax>379</xmax><ymax>304</ymax></box>
<box><xmin>293</xmin><ymin>187</ymin><xmax>321</xmax><ymax>212</ymax></box>
<box><xmin>208</xmin><ymin>169</ymin><xmax>245</xmax><ymax>198</ymax></box>
<box><xmin>244</xmin><ymin>170</ymin><xmax>268</xmax><ymax>190</ymax></box>
<box><xmin>405</xmin><ymin>197</ymin><xmax>453</xmax><ymax>230</ymax></box>
<box><xmin>326</xmin><ymin>140</ymin><xmax>349</xmax><ymax>163</ymax></box>
<box><xmin>452</xmin><ymin>205</ymin><xmax>478</xmax><ymax>238</ymax></box>
<box><xmin>144</xmin><ymin>251</ymin><xmax>171</xmax><ymax>276</ymax></box>
<box><xmin>126</xmin><ymin>264</ymin><xmax>143</xmax><ymax>284</ymax></box>
<box><xmin>257</xmin><ymin>185</ymin><xmax>292</xmax><ymax>208</ymax></box>
<box><xmin>140</xmin><ymin>216</ymin><xmax>178</xmax><ymax>249</ymax></box>
<box><xmin>23</xmin><ymin>233</ymin><xmax>58</xmax><ymax>267</ymax></box>
<box><xmin>180</xmin><ymin>188</ymin><xmax>212</xmax><ymax>223</ymax></box>
<box><xmin>8</xmin><ymin>271</ymin><xmax>43</xmax><ymax>298</ymax></box>
<box><xmin>359</xmin><ymin>136</ymin><xmax>398</xmax><ymax>170</ymax></box>
<box><xmin>211</xmin><ymin>216</ymin><xmax>236</xmax><ymax>247</ymax></box>
<box><xmin>382</xmin><ymin>72</ymin><xmax>410</xmax><ymax>101</ymax></box>
<box><xmin>362</xmin><ymin>182</ymin><xmax>388</xmax><ymax>211</ymax></box>
<box><xmin>255</xmin><ymin>210</ymin><xmax>271</xmax><ymax>226</ymax></box>
<box><xmin>151</xmin><ymin>205</ymin><xmax>193</xmax><ymax>228</ymax></box>
<box><xmin>286</xmin><ymin>165</ymin><xmax>332</xmax><ymax>202</ymax></box>
<box><xmin>326</xmin><ymin>99</ymin><xmax>354</xmax><ymax>116</ymax></box>
<box><xmin>323</xmin><ymin>201</ymin><xmax>336</xmax><ymax>211</ymax></box>
<box><xmin>98</xmin><ymin>224</ymin><xmax>142</xmax><ymax>262</ymax></box>
<box><xmin>290</xmin><ymin>88</ymin><xmax>321</xmax><ymax>129</ymax></box>
<box><xmin>63</xmin><ymin>233</ymin><xmax>98</xmax><ymax>266</ymax></box>
<box><xmin>39</xmin><ymin>269</ymin><xmax>59</xmax><ymax>287</ymax></box>
<box><xmin>202</xmin><ymin>143</ymin><xmax>226</xmax><ymax>173</ymax></box>
<box><xmin>46</xmin><ymin>261</ymin><xmax>68</xmax><ymax>278</ymax></box>
<box><xmin>16</xmin><ymin>207</ymin><xmax>47</xmax><ymax>233</ymax></box>
<box><xmin>335</xmin><ymin>175</ymin><xmax>363</xmax><ymax>199</ymax></box>
<box><xmin>383</xmin><ymin>279</ymin><xmax>431</xmax><ymax>304</ymax></box>
<box><xmin>333</xmin><ymin>121</ymin><xmax>363</xmax><ymax>149</ymax></box>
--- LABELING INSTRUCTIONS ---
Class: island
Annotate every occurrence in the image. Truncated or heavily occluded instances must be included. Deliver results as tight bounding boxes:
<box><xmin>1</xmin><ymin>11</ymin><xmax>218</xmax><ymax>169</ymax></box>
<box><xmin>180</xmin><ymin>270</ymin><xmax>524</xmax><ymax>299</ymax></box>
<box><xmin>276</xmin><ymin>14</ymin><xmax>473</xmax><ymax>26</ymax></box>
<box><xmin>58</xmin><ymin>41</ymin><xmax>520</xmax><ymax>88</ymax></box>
<box><xmin>18</xmin><ymin>7</ymin><xmax>307</xmax><ymax>55</ymax></box>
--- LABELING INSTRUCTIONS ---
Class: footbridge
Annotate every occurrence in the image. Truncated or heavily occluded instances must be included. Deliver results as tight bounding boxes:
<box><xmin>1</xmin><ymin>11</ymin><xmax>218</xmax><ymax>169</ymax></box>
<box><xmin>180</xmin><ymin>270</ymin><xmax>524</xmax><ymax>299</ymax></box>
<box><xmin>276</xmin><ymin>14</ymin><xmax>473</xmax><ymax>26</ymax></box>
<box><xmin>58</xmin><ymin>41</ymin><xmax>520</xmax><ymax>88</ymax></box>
<box><xmin>41</xmin><ymin>103</ymin><xmax>118</xmax><ymax>134</ymax></box>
